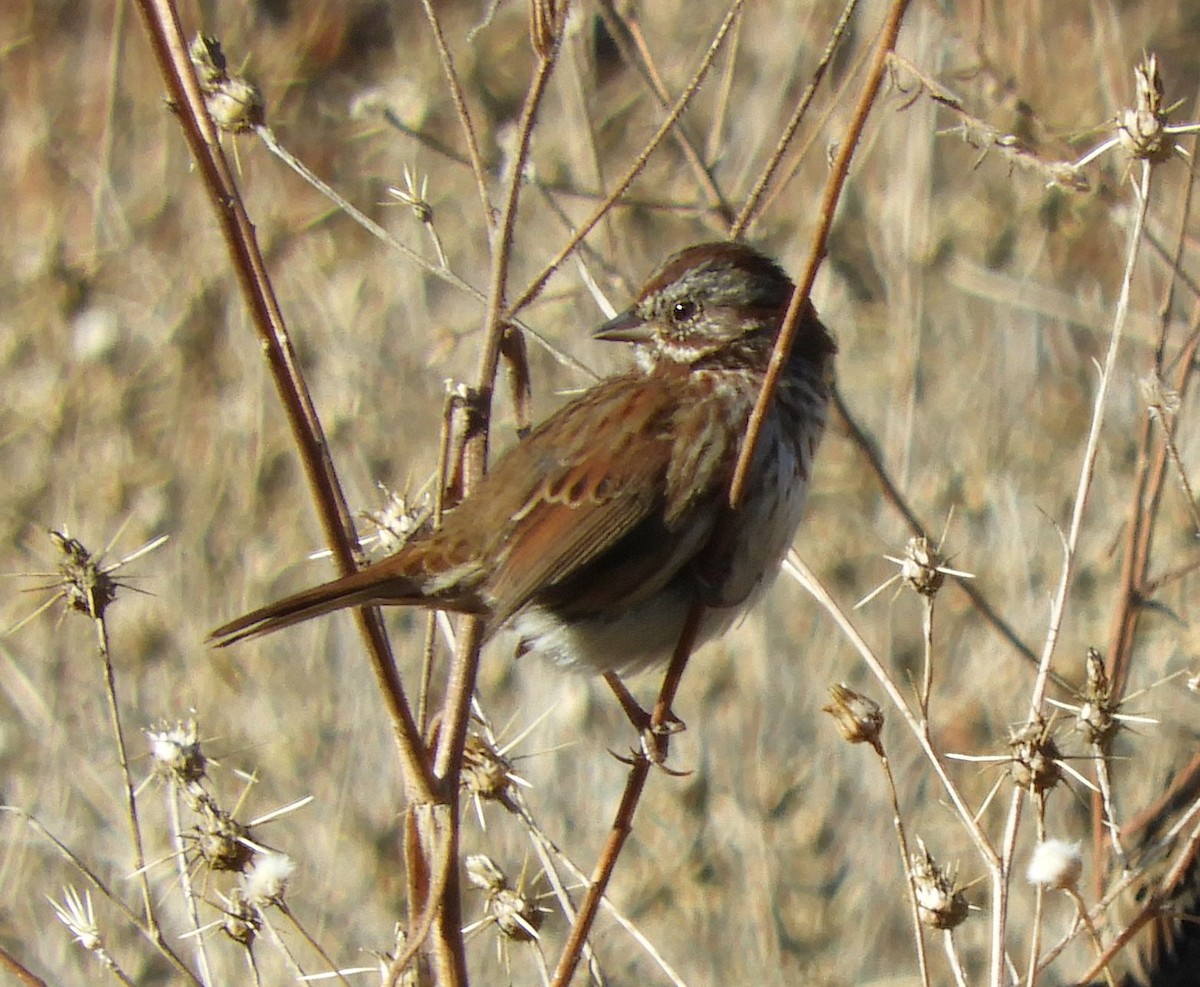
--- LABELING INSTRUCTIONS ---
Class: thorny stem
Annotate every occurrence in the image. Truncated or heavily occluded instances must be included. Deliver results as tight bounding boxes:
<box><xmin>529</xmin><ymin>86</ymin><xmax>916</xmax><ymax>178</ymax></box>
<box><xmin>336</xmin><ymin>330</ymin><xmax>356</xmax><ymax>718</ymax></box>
<box><xmin>1076</xmin><ymin>805</ymin><xmax>1200</xmax><ymax>984</ymax></box>
<box><xmin>276</xmin><ymin>901</ymin><xmax>354</xmax><ymax>987</ymax></box>
<box><xmin>944</xmin><ymin>931</ymin><xmax>968</xmax><ymax>987</ymax></box>
<box><xmin>418</xmin><ymin>26</ymin><xmax>564</xmax><ymax>987</ymax></box>
<box><xmin>434</xmin><ymin>41</ymin><xmax>562</xmax><ymax>790</ymax></box>
<box><xmin>831</xmin><ymin>385</ymin><xmax>1041</xmax><ymax>669</ymax></box>
<box><xmin>919</xmin><ymin>596</ymin><xmax>934</xmax><ymax>723</ymax></box>
<box><xmin>1105</xmin><ymin>144</ymin><xmax>1200</xmax><ymax>702</ymax></box>
<box><xmin>0</xmin><ymin>946</ymin><xmax>48</xmax><ymax>987</ymax></box>
<box><xmin>602</xmin><ymin>5</ymin><xmax>734</xmax><ymax>224</ymax></box>
<box><xmin>1093</xmin><ymin>742</ymin><xmax>1128</xmax><ymax>868</ymax></box>
<box><xmin>1025</xmin><ymin>809</ymin><xmax>1048</xmax><ymax>987</ymax></box>
<box><xmin>551</xmin><ymin>602</ymin><xmax>705</xmax><ymax>987</ymax></box>
<box><xmin>784</xmin><ymin>553</ymin><xmax>998</xmax><ymax>867</ymax></box>
<box><xmin>1065</xmin><ymin>887</ymin><xmax>1118</xmax><ymax>987</ymax></box>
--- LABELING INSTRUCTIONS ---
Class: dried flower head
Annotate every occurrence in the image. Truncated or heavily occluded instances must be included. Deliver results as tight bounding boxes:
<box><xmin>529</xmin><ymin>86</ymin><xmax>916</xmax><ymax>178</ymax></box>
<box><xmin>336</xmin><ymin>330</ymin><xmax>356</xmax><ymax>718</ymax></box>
<box><xmin>1076</xmin><ymin>648</ymin><xmax>1119</xmax><ymax>751</ymax></box>
<box><xmin>823</xmin><ymin>683</ymin><xmax>884</xmax><ymax>752</ymax></box>
<box><xmin>1118</xmin><ymin>54</ymin><xmax>1170</xmax><ymax>163</ymax></box>
<box><xmin>48</xmin><ymin>886</ymin><xmax>102</xmax><ymax>953</ymax></box>
<box><xmin>241</xmin><ymin>851</ymin><xmax>295</xmax><ymax>907</ymax></box>
<box><xmin>1140</xmin><ymin>374</ymin><xmax>1182</xmax><ymax>418</ymax></box>
<box><xmin>191</xmin><ymin>800</ymin><xmax>255</xmax><ymax>874</ymax></box>
<box><xmin>362</xmin><ymin>481</ymin><xmax>433</xmax><ymax>556</ymax></box>
<box><xmin>910</xmin><ymin>839</ymin><xmax>969</xmax><ymax>930</ymax></box>
<box><xmin>146</xmin><ymin>719</ymin><xmax>206</xmax><ymax>786</ymax></box>
<box><xmin>466</xmin><ymin>853</ymin><xmax>507</xmax><ymax>893</ymax></box>
<box><xmin>465</xmin><ymin>854</ymin><xmax>544</xmax><ymax>942</ymax></box>
<box><xmin>856</xmin><ymin>532</ymin><xmax>973</xmax><ymax>610</ymax></box>
<box><xmin>900</xmin><ymin>536</ymin><xmax>946</xmax><ymax>597</ymax></box>
<box><xmin>51</xmin><ymin>531</ymin><xmax>117</xmax><ymax>619</ymax></box>
<box><xmin>221</xmin><ymin>887</ymin><xmax>261</xmax><ymax>947</ymax></box>
<box><xmin>1008</xmin><ymin>717</ymin><xmax>1063</xmax><ymax>796</ymax></box>
<box><xmin>1026</xmin><ymin>838</ymin><xmax>1083</xmax><ymax>890</ymax></box>
<box><xmin>189</xmin><ymin>35</ymin><xmax>264</xmax><ymax>133</ymax></box>
<box><xmin>462</xmin><ymin>732</ymin><xmax>519</xmax><ymax>810</ymax></box>
<box><xmin>388</xmin><ymin>165</ymin><xmax>434</xmax><ymax>226</ymax></box>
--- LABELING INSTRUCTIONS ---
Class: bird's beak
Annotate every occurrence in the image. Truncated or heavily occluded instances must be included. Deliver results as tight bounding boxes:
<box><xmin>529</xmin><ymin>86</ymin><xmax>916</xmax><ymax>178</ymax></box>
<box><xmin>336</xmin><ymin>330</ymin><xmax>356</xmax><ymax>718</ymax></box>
<box><xmin>593</xmin><ymin>308</ymin><xmax>653</xmax><ymax>343</ymax></box>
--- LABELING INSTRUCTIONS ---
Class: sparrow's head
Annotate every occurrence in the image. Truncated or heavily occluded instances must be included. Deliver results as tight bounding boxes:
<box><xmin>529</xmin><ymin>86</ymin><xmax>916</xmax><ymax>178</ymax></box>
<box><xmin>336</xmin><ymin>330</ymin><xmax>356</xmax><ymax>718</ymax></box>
<box><xmin>594</xmin><ymin>241</ymin><xmax>832</xmax><ymax>368</ymax></box>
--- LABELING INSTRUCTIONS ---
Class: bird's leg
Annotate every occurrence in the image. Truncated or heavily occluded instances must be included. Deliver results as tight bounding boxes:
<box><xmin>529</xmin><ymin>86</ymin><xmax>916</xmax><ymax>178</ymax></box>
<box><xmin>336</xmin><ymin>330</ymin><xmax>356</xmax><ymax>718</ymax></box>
<box><xmin>604</xmin><ymin>672</ymin><xmax>686</xmax><ymax>768</ymax></box>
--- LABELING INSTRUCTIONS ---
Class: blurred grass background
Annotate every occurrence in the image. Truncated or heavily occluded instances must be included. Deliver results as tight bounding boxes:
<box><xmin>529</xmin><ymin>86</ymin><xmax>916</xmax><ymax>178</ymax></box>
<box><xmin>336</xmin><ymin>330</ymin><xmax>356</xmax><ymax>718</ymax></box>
<box><xmin>2</xmin><ymin>1</ymin><xmax>1199</xmax><ymax>983</ymax></box>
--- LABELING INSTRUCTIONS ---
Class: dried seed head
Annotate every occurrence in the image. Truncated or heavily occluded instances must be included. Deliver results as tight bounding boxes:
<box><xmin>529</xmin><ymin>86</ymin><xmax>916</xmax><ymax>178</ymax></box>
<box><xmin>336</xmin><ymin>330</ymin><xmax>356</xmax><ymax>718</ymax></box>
<box><xmin>378</xmin><ymin>926</ymin><xmax>423</xmax><ymax>986</ymax></box>
<box><xmin>189</xmin><ymin>34</ymin><xmax>264</xmax><ymax>133</ymax></box>
<box><xmin>241</xmin><ymin>851</ymin><xmax>295</xmax><ymax>907</ymax></box>
<box><xmin>206</xmin><ymin>77</ymin><xmax>265</xmax><ymax>133</ymax></box>
<box><xmin>465</xmin><ymin>854</ymin><xmax>544</xmax><ymax>941</ymax></box>
<box><xmin>221</xmin><ymin>888</ymin><xmax>261</xmax><ymax>946</ymax></box>
<box><xmin>189</xmin><ymin>35</ymin><xmax>228</xmax><ymax>88</ymax></box>
<box><xmin>462</xmin><ymin>733</ymin><xmax>518</xmax><ymax>809</ymax></box>
<box><xmin>1026</xmin><ymin>838</ymin><xmax>1083</xmax><ymax>890</ymax></box>
<box><xmin>48</xmin><ymin>887</ymin><xmax>102</xmax><ymax>953</ymax></box>
<box><xmin>1008</xmin><ymin>717</ymin><xmax>1063</xmax><ymax>795</ymax></box>
<box><xmin>823</xmin><ymin>683</ymin><xmax>884</xmax><ymax>752</ymax></box>
<box><xmin>51</xmin><ymin>531</ymin><xmax>117</xmax><ymax>619</ymax></box>
<box><xmin>1140</xmin><ymin>373</ymin><xmax>1182</xmax><ymax>418</ymax></box>
<box><xmin>901</xmin><ymin>536</ymin><xmax>945</xmax><ymax>597</ymax></box>
<box><xmin>146</xmin><ymin>720</ymin><xmax>206</xmax><ymax>786</ymax></box>
<box><xmin>192</xmin><ymin>801</ymin><xmax>254</xmax><ymax>874</ymax></box>
<box><xmin>1077</xmin><ymin>648</ymin><xmax>1119</xmax><ymax>750</ymax></box>
<box><xmin>466</xmin><ymin>853</ymin><xmax>506</xmax><ymax>893</ymax></box>
<box><xmin>363</xmin><ymin>482</ymin><xmax>433</xmax><ymax>556</ymax></box>
<box><xmin>910</xmin><ymin>840</ymin><xmax>969</xmax><ymax>930</ymax></box>
<box><xmin>1118</xmin><ymin>54</ymin><xmax>1170</xmax><ymax>163</ymax></box>
<box><xmin>388</xmin><ymin>166</ymin><xmax>435</xmax><ymax>226</ymax></box>
<box><xmin>490</xmin><ymin>885</ymin><xmax>544</xmax><ymax>941</ymax></box>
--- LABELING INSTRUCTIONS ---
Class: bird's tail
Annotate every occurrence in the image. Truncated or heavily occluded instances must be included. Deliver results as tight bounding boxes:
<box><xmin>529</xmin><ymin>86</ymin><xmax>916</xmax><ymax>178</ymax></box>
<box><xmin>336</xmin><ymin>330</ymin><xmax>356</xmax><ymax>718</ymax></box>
<box><xmin>208</xmin><ymin>561</ymin><xmax>461</xmax><ymax>647</ymax></box>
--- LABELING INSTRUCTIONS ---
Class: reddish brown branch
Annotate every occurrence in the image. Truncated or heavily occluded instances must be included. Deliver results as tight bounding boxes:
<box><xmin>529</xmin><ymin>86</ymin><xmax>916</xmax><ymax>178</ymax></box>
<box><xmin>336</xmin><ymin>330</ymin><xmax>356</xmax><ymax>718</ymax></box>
<box><xmin>131</xmin><ymin>3</ymin><xmax>432</xmax><ymax>797</ymax></box>
<box><xmin>729</xmin><ymin>0</ymin><xmax>913</xmax><ymax>509</ymax></box>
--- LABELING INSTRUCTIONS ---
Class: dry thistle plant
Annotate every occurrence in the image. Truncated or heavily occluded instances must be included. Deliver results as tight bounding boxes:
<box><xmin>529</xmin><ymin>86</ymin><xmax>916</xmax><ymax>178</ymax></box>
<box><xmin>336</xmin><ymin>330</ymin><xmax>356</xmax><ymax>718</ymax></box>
<box><xmin>5</xmin><ymin>3</ymin><xmax>1200</xmax><ymax>986</ymax></box>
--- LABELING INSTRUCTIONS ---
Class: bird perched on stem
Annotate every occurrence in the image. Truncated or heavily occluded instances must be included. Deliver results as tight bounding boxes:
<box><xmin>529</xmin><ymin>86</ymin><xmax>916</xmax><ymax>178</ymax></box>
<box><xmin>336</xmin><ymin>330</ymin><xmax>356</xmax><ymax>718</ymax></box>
<box><xmin>210</xmin><ymin>241</ymin><xmax>837</xmax><ymax>675</ymax></box>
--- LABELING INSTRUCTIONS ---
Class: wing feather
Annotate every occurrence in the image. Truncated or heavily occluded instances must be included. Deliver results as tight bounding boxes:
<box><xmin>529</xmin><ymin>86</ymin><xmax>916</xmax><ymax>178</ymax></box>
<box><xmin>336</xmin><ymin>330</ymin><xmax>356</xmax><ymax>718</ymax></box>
<box><xmin>479</xmin><ymin>373</ymin><xmax>678</xmax><ymax>621</ymax></box>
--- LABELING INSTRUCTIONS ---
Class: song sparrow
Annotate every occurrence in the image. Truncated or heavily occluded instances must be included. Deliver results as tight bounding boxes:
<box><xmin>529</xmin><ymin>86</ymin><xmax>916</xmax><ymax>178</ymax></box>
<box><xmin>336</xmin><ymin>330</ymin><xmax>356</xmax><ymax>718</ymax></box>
<box><xmin>210</xmin><ymin>241</ymin><xmax>837</xmax><ymax>674</ymax></box>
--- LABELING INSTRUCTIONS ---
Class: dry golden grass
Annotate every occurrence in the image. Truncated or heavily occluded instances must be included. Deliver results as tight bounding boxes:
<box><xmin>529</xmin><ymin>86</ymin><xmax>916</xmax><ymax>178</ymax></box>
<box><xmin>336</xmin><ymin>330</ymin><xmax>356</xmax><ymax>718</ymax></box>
<box><xmin>2</xmin><ymin>2</ymin><xmax>1199</xmax><ymax>984</ymax></box>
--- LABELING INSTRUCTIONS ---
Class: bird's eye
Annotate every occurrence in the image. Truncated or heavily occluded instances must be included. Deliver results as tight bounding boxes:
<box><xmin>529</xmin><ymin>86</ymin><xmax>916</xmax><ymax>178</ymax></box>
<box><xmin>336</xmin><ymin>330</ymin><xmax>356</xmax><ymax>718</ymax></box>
<box><xmin>671</xmin><ymin>299</ymin><xmax>699</xmax><ymax>324</ymax></box>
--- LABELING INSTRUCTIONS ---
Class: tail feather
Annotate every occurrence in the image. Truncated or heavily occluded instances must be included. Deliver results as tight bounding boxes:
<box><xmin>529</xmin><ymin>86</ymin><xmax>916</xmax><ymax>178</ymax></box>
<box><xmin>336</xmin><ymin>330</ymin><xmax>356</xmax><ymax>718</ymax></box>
<box><xmin>208</xmin><ymin>562</ymin><xmax>474</xmax><ymax>647</ymax></box>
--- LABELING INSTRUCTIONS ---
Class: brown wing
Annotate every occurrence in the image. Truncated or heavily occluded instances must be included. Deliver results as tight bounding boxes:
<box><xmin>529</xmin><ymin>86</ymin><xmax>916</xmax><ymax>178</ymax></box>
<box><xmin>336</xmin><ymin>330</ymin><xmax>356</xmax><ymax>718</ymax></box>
<box><xmin>467</xmin><ymin>371</ymin><xmax>698</xmax><ymax>622</ymax></box>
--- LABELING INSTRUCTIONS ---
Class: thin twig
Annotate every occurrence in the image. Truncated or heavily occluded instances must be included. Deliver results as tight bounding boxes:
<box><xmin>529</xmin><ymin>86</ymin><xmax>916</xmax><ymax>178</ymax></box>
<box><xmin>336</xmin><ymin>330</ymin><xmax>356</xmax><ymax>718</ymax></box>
<box><xmin>603</xmin><ymin>4</ymin><xmax>735</xmax><ymax>224</ymax></box>
<box><xmin>91</xmin><ymin>608</ymin><xmax>158</xmax><ymax>942</ymax></box>
<box><xmin>783</xmin><ymin>553</ymin><xmax>998</xmax><ymax>867</ymax></box>
<box><xmin>730</xmin><ymin>0</ymin><xmax>862</xmax><ymax>237</ymax></box>
<box><xmin>831</xmin><ymin>385</ymin><xmax>1044</xmax><ymax>670</ymax></box>
<box><xmin>508</xmin><ymin>0</ymin><xmax>746</xmax><ymax>320</ymax></box>
<box><xmin>166</xmin><ymin>789</ymin><xmax>213</xmax><ymax>986</ymax></box>
<box><xmin>419</xmin><ymin>0</ymin><xmax>494</xmax><ymax>225</ymax></box>
<box><xmin>998</xmin><ymin>159</ymin><xmax>1154</xmax><ymax>987</ymax></box>
<box><xmin>0</xmin><ymin>807</ymin><xmax>201</xmax><ymax>984</ymax></box>
<box><xmin>729</xmin><ymin>0</ymin><xmax>913</xmax><ymax>509</ymax></box>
